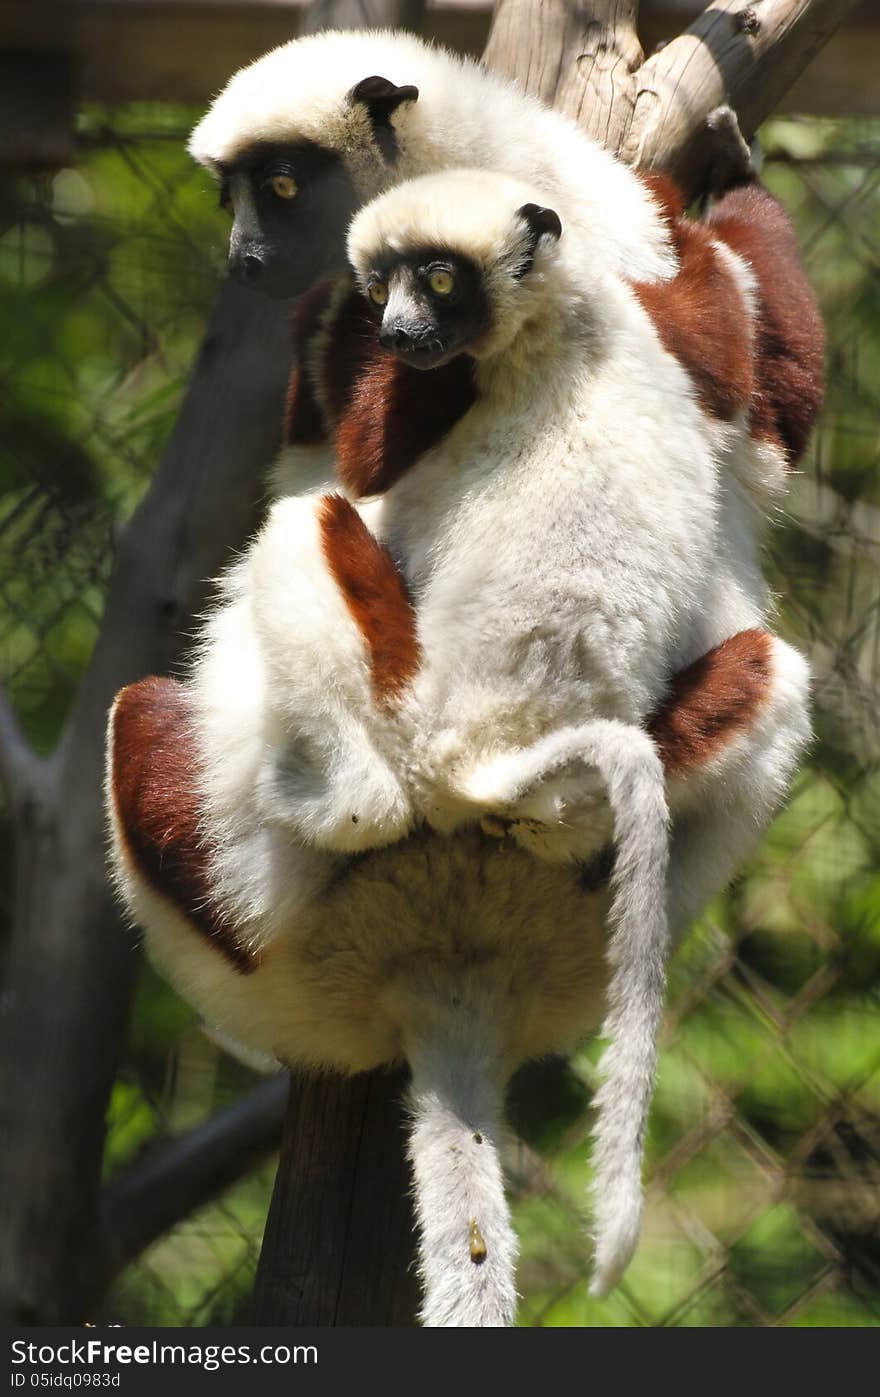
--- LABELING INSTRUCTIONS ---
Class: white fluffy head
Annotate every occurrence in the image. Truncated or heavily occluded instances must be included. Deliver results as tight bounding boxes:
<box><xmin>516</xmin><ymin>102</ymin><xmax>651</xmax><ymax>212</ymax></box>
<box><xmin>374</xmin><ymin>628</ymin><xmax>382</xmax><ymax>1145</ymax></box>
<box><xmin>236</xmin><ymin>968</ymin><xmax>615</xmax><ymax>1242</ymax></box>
<box><xmin>348</xmin><ymin>169</ymin><xmax>565</xmax><ymax>357</ymax></box>
<box><xmin>190</xmin><ymin>29</ymin><xmax>467</xmax><ymax>186</ymax></box>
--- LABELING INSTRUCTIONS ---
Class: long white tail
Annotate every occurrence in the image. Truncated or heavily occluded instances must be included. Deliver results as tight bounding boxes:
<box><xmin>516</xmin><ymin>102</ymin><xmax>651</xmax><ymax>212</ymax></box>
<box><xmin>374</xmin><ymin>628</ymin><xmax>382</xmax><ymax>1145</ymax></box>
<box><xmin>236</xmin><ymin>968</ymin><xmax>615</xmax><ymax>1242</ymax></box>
<box><xmin>405</xmin><ymin>1008</ymin><xmax>518</xmax><ymax>1326</ymax></box>
<box><xmin>457</xmin><ymin>718</ymin><xmax>671</xmax><ymax>1295</ymax></box>
<box><xmin>579</xmin><ymin>723</ymin><xmax>670</xmax><ymax>1296</ymax></box>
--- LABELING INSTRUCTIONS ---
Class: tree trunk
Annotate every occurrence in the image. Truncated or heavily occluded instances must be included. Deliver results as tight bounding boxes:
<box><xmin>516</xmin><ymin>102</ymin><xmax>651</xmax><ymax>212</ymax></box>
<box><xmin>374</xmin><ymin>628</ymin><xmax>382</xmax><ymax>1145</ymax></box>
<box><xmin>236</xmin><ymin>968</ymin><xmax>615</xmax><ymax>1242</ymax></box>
<box><xmin>0</xmin><ymin>281</ymin><xmax>294</xmax><ymax>1325</ymax></box>
<box><xmin>252</xmin><ymin>1071</ymin><xmax>419</xmax><ymax>1325</ymax></box>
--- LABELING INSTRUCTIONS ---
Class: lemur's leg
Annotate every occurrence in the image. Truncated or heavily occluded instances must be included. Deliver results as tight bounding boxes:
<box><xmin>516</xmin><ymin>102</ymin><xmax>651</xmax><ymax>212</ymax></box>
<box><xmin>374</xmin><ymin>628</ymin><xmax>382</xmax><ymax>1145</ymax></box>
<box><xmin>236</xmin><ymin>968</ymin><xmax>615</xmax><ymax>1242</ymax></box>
<box><xmin>107</xmin><ymin>676</ymin><xmax>262</xmax><ymax>974</ymax></box>
<box><xmin>648</xmin><ymin>630</ymin><xmax>811</xmax><ymax>941</ymax></box>
<box><xmin>703</xmin><ymin>180</ymin><xmax>825</xmax><ymax>471</ymax></box>
<box><xmin>107</xmin><ymin>674</ymin><xmax>341</xmax><ymax>1069</ymax></box>
<box><xmin>240</xmin><ymin>491</ymin><xmax>417</xmax><ymax>853</ymax></box>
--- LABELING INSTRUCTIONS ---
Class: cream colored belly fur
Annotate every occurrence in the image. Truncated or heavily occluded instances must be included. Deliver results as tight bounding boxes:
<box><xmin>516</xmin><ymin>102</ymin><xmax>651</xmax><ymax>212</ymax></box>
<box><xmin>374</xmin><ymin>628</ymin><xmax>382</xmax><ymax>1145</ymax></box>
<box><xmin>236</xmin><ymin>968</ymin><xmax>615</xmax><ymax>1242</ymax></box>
<box><xmin>132</xmin><ymin>827</ymin><xmax>611</xmax><ymax>1075</ymax></box>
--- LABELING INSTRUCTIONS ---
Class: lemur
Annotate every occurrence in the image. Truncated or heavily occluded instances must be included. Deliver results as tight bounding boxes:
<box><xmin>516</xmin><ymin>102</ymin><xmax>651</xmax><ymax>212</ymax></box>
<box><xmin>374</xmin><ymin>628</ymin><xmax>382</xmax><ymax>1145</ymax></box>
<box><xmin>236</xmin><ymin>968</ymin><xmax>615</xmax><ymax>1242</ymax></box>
<box><xmin>107</xmin><ymin>28</ymin><xmax>824</xmax><ymax>1325</ymax></box>
<box><xmin>109</xmin><ymin>169</ymin><xmax>814</xmax><ymax>1320</ymax></box>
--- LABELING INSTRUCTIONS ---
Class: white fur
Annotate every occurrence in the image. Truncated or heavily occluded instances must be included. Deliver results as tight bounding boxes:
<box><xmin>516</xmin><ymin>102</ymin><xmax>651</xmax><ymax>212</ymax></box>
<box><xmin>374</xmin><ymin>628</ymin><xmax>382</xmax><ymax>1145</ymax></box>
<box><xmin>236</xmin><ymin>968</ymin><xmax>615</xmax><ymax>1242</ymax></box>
<box><xmin>108</xmin><ymin>819</ymin><xmax>611</xmax><ymax>1074</ymax></box>
<box><xmin>189</xmin><ymin>28</ymin><xmax>676</xmax><ymax>285</ymax></box>
<box><xmin>166</xmin><ymin>172</ymin><xmax>809</xmax><ymax>1316</ymax></box>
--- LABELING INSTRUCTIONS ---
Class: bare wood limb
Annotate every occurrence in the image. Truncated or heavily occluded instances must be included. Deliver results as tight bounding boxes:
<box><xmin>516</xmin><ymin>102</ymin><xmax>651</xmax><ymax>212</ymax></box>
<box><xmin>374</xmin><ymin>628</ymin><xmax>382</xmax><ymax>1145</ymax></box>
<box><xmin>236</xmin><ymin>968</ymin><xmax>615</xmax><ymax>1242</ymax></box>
<box><xmin>484</xmin><ymin>0</ymin><xmax>644</xmax><ymax>142</ymax></box>
<box><xmin>100</xmin><ymin>1074</ymin><xmax>288</xmax><ymax>1284</ymax></box>
<box><xmin>251</xmin><ymin>1070</ymin><xmax>418</xmax><ymax>1325</ymax></box>
<box><xmin>485</xmin><ymin>0</ymin><xmax>863</xmax><ymax>198</ymax></box>
<box><xmin>626</xmin><ymin>0</ymin><xmax>866</xmax><ymax>193</ymax></box>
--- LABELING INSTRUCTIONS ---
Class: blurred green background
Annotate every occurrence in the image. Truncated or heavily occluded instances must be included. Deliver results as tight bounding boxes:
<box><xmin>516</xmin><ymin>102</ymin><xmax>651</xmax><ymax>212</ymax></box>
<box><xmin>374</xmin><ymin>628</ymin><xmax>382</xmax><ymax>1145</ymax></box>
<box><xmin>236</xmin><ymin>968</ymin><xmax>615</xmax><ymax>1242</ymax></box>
<box><xmin>0</xmin><ymin>108</ymin><xmax>877</xmax><ymax>1326</ymax></box>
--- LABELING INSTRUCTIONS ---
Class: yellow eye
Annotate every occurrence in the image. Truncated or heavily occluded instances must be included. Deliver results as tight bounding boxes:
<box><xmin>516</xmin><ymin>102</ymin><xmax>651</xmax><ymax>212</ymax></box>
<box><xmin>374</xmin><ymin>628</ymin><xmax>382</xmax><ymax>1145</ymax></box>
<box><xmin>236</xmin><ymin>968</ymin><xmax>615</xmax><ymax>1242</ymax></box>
<box><xmin>270</xmin><ymin>174</ymin><xmax>298</xmax><ymax>200</ymax></box>
<box><xmin>368</xmin><ymin>281</ymin><xmax>389</xmax><ymax>306</ymax></box>
<box><xmin>428</xmin><ymin>269</ymin><xmax>455</xmax><ymax>296</ymax></box>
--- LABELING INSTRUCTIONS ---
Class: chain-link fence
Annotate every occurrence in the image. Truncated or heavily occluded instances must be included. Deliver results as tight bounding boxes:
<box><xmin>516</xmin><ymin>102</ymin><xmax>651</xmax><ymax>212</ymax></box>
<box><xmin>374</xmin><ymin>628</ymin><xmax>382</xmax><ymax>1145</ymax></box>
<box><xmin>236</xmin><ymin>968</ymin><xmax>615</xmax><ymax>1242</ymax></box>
<box><xmin>1</xmin><ymin>105</ymin><xmax>877</xmax><ymax>1327</ymax></box>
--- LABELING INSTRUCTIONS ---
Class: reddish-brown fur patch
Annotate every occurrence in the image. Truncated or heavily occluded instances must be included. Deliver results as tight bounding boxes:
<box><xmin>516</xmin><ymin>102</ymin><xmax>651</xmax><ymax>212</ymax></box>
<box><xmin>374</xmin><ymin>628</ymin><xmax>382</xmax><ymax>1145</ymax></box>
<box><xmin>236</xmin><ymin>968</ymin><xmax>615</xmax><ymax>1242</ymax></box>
<box><xmin>284</xmin><ymin>362</ymin><xmax>327</xmax><ymax>447</ymax></box>
<box><xmin>283</xmin><ymin>279</ymin><xmax>336</xmax><ymax>446</ymax></box>
<box><xmin>111</xmin><ymin>677</ymin><xmax>256</xmax><ymax>973</ymax></box>
<box><xmin>705</xmin><ymin>184</ymin><xmax>825</xmax><ymax>464</ymax></box>
<box><xmin>315</xmin><ymin>288</ymin><xmax>476</xmax><ymax>498</ymax></box>
<box><xmin>318</xmin><ymin>494</ymin><xmax>420</xmax><ymax>703</ymax></box>
<box><xmin>632</xmin><ymin>211</ymin><xmax>755</xmax><ymax>422</ymax></box>
<box><xmin>648</xmin><ymin>629</ymin><xmax>774</xmax><ymax>776</ymax></box>
<box><xmin>336</xmin><ymin>349</ymin><xmax>477</xmax><ymax>498</ymax></box>
<box><xmin>638</xmin><ymin>170</ymin><xmax>686</xmax><ymax>229</ymax></box>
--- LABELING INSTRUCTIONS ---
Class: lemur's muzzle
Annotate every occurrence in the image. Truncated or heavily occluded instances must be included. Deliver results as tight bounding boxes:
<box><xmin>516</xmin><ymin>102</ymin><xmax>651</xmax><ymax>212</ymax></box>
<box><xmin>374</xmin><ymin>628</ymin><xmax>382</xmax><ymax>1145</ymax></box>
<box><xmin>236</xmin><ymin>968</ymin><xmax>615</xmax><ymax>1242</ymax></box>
<box><xmin>379</xmin><ymin>322</ymin><xmax>450</xmax><ymax>370</ymax></box>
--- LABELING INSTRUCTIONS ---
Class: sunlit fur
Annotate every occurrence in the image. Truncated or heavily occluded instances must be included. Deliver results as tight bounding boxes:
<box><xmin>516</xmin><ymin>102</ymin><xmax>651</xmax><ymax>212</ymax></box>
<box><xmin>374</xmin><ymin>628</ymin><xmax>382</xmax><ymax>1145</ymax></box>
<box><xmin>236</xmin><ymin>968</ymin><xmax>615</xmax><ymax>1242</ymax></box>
<box><xmin>189</xmin><ymin>28</ymin><xmax>675</xmax><ymax>286</ymax></box>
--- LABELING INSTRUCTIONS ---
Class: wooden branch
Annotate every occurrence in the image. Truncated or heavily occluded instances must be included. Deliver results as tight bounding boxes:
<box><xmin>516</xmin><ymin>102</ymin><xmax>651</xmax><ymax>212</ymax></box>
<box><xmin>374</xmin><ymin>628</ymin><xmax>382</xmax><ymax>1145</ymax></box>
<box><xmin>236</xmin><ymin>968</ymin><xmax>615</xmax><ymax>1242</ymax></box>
<box><xmin>100</xmin><ymin>1074</ymin><xmax>288</xmax><ymax>1284</ymax></box>
<box><xmin>626</xmin><ymin>0</ymin><xmax>866</xmax><ymax>194</ymax></box>
<box><xmin>485</xmin><ymin>0</ymin><xmax>864</xmax><ymax>197</ymax></box>
<box><xmin>484</xmin><ymin>0</ymin><xmax>644</xmax><ymax>138</ymax></box>
<box><xmin>251</xmin><ymin>1070</ymin><xmax>418</xmax><ymax>1325</ymax></box>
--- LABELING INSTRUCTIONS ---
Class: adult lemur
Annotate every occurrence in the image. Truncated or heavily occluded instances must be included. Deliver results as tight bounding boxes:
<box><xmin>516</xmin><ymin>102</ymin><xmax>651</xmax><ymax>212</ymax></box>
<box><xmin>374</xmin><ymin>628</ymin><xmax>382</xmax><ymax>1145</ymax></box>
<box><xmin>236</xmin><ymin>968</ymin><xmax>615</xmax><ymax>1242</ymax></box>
<box><xmin>107</xmin><ymin>28</ymin><xmax>823</xmax><ymax>1325</ymax></box>
<box><xmin>189</xmin><ymin>27</ymin><xmax>676</xmax><ymax>298</ymax></box>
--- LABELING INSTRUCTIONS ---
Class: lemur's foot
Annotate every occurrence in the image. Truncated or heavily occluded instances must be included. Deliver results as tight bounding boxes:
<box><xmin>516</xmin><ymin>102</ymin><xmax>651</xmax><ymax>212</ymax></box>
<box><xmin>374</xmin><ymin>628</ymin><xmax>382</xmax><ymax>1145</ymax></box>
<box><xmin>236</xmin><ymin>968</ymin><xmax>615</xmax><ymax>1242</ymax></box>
<box><xmin>705</xmin><ymin>105</ymin><xmax>760</xmax><ymax>196</ymax></box>
<box><xmin>464</xmin><ymin>746</ymin><xmax>611</xmax><ymax>864</ymax></box>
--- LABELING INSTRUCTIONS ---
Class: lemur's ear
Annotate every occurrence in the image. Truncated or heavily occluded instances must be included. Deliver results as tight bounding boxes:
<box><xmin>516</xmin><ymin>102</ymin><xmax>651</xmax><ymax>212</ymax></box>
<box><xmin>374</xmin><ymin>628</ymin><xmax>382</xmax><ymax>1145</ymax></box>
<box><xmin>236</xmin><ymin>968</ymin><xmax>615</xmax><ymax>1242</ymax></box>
<box><xmin>350</xmin><ymin>76</ymin><xmax>419</xmax><ymax>160</ymax></box>
<box><xmin>514</xmin><ymin>203</ymin><xmax>563</xmax><ymax>278</ymax></box>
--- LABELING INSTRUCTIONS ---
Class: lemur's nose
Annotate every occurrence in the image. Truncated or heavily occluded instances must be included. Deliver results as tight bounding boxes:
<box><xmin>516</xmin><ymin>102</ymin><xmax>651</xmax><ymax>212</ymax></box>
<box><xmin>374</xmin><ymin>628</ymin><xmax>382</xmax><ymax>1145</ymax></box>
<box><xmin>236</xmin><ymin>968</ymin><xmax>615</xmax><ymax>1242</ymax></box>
<box><xmin>229</xmin><ymin>245</ymin><xmax>266</xmax><ymax>285</ymax></box>
<box><xmin>379</xmin><ymin>324</ymin><xmax>413</xmax><ymax>352</ymax></box>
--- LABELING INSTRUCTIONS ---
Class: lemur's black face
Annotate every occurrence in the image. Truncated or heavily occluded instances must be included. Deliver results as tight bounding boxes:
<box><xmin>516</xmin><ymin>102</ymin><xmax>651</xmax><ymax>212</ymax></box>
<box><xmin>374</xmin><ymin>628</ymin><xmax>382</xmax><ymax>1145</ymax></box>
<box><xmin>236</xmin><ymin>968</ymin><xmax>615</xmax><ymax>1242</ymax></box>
<box><xmin>221</xmin><ymin>142</ymin><xmax>359</xmax><ymax>299</ymax></box>
<box><xmin>363</xmin><ymin>251</ymin><xmax>491</xmax><ymax>370</ymax></box>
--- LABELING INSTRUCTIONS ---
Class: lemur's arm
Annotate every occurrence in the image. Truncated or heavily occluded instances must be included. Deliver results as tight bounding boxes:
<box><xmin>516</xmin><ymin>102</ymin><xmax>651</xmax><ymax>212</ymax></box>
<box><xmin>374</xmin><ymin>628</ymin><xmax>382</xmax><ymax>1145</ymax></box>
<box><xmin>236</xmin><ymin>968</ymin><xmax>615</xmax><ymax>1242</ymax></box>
<box><xmin>634</xmin><ymin>170</ymin><xmax>824</xmax><ymax>508</ymax></box>
<box><xmin>650</xmin><ymin>630</ymin><xmax>811</xmax><ymax>939</ymax></box>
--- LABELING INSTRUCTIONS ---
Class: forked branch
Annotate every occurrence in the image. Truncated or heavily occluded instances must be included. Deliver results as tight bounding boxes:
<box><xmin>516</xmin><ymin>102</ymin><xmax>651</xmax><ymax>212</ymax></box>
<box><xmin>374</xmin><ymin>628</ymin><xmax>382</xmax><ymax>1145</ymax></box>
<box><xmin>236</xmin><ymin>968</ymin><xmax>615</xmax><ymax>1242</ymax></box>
<box><xmin>484</xmin><ymin>0</ymin><xmax>863</xmax><ymax>196</ymax></box>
